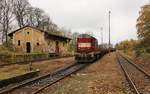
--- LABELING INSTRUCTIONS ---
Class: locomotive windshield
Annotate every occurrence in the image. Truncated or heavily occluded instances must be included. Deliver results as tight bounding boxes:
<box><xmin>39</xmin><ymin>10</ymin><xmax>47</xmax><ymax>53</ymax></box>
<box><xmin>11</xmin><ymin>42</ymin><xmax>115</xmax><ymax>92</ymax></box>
<box><xmin>78</xmin><ymin>43</ymin><xmax>91</xmax><ymax>48</ymax></box>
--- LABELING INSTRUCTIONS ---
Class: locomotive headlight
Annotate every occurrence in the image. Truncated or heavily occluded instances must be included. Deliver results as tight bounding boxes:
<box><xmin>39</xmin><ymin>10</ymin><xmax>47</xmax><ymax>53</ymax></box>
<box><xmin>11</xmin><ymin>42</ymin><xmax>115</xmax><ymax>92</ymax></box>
<box><xmin>91</xmin><ymin>52</ymin><xmax>94</xmax><ymax>57</ymax></box>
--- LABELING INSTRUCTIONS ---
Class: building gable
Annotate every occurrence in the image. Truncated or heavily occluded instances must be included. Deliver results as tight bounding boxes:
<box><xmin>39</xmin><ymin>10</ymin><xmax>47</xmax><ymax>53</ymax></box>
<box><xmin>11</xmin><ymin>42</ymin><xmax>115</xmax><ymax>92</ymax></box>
<box><xmin>8</xmin><ymin>26</ymin><xmax>71</xmax><ymax>41</ymax></box>
<box><xmin>8</xmin><ymin>26</ymin><xmax>43</xmax><ymax>37</ymax></box>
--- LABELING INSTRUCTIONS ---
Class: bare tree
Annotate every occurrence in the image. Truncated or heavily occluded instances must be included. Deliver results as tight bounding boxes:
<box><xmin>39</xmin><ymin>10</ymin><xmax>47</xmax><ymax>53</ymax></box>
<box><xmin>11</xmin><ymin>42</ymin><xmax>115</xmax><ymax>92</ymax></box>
<box><xmin>41</xmin><ymin>16</ymin><xmax>59</xmax><ymax>32</ymax></box>
<box><xmin>0</xmin><ymin>0</ymin><xmax>14</xmax><ymax>44</ymax></box>
<box><xmin>0</xmin><ymin>1</ymin><xmax>3</xmax><ymax>43</ymax></box>
<box><xmin>13</xmin><ymin>0</ymin><xmax>30</xmax><ymax>28</ymax></box>
<box><xmin>25</xmin><ymin>7</ymin><xmax>46</xmax><ymax>27</ymax></box>
<box><xmin>49</xmin><ymin>22</ymin><xmax>59</xmax><ymax>32</ymax></box>
<box><xmin>25</xmin><ymin>7</ymin><xmax>37</xmax><ymax>26</ymax></box>
<box><xmin>0</xmin><ymin>0</ymin><xmax>63</xmax><ymax>45</ymax></box>
<box><xmin>34</xmin><ymin>8</ymin><xmax>45</xmax><ymax>27</ymax></box>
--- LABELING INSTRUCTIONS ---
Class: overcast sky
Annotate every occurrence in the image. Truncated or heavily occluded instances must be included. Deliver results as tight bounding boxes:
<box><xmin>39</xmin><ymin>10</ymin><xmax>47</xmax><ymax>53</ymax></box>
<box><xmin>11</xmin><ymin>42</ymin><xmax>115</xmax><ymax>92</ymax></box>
<box><xmin>29</xmin><ymin>0</ymin><xmax>148</xmax><ymax>45</ymax></box>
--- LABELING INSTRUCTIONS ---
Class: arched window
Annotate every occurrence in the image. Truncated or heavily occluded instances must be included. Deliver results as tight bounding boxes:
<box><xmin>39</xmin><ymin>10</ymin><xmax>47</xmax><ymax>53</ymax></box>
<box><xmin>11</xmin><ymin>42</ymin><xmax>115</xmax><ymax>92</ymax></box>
<box><xmin>37</xmin><ymin>42</ymin><xmax>39</xmax><ymax>46</ymax></box>
<box><xmin>18</xmin><ymin>40</ymin><xmax>21</xmax><ymax>46</ymax></box>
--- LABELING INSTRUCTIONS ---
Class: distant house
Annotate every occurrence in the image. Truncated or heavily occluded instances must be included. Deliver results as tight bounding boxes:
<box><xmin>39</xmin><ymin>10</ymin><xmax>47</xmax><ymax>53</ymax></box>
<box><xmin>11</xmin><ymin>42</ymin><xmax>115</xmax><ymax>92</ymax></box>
<box><xmin>8</xmin><ymin>26</ymin><xmax>71</xmax><ymax>55</ymax></box>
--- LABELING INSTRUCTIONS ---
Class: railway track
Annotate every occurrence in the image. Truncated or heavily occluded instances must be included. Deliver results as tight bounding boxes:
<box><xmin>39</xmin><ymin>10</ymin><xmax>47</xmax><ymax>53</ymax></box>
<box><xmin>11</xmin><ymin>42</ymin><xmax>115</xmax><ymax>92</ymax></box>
<box><xmin>0</xmin><ymin>62</ymin><xmax>89</xmax><ymax>94</ymax></box>
<box><xmin>116</xmin><ymin>52</ymin><xmax>150</xmax><ymax>94</ymax></box>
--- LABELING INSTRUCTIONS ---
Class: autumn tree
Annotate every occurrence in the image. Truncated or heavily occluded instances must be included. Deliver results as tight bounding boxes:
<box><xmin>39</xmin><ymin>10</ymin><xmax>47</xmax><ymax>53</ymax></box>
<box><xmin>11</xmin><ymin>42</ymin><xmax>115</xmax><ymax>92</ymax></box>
<box><xmin>115</xmin><ymin>39</ymin><xmax>137</xmax><ymax>52</ymax></box>
<box><xmin>136</xmin><ymin>4</ymin><xmax>150</xmax><ymax>53</ymax></box>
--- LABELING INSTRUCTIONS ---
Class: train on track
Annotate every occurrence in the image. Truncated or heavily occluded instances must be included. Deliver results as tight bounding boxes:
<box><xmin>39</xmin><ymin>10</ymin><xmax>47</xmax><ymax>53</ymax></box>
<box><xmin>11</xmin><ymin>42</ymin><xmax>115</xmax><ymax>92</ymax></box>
<box><xmin>75</xmin><ymin>34</ymin><xmax>115</xmax><ymax>63</ymax></box>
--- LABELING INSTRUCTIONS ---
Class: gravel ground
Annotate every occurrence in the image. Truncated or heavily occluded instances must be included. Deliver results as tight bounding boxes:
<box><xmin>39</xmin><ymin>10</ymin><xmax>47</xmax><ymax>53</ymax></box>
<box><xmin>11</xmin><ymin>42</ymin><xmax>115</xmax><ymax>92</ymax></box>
<box><xmin>0</xmin><ymin>57</ymin><xmax>74</xmax><ymax>80</ymax></box>
<box><xmin>122</xmin><ymin>52</ymin><xmax>150</xmax><ymax>74</ymax></box>
<box><xmin>134</xmin><ymin>56</ymin><xmax>150</xmax><ymax>74</ymax></box>
<box><xmin>42</xmin><ymin>52</ymin><xmax>126</xmax><ymax>94</ymax></box>
<box><xmin>119</xmin><ymin>55</ymin><xmax>150</xmax><ymax>94</ymax></box>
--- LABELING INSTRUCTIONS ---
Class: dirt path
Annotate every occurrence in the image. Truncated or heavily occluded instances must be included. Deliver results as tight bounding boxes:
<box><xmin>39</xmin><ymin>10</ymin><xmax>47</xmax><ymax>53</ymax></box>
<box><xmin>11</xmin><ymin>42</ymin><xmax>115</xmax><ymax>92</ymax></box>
<box><xmin>43</xmin><ymin>52</ymin><xmax>126</xmax><ymax>94</ymax></box>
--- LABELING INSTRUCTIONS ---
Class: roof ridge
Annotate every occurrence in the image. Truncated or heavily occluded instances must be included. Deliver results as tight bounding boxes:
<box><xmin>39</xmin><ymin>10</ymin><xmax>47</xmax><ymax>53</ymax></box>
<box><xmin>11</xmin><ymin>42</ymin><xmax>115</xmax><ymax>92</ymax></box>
<box><xmin>8</xmin><ymin>25</ymin><xmax>72</xmax><ymax>40</ymax></box>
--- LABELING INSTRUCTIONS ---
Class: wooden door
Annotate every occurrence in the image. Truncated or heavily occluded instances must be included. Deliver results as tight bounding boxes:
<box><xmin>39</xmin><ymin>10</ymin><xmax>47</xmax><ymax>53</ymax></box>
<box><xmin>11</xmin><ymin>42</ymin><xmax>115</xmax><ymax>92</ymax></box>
<box><xmin>55</xmin><ymin>41</ymin><xmax>59</xmax><ymax>54</ymax></box>
<box><xmin>26</xmin><ymin>42</ymin><xmax>31</xmax><ymax>53</ymax></box>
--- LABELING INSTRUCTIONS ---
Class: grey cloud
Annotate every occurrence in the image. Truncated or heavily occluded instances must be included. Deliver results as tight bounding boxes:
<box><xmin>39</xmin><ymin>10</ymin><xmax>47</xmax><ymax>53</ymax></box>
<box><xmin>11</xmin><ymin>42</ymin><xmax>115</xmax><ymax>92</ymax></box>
<box><xmin>29</xmin><ymin>0</ymin><xmax>148</xmax><ymax>44</ymax></box>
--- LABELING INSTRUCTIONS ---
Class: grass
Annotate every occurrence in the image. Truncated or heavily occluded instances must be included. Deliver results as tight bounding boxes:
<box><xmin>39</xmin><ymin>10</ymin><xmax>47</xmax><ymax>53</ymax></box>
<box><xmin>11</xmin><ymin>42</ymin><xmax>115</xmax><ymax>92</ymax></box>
<box><xmin>0</xmin><ymin>57</ymin><xmax>74</xmax><ymax>80</ymax></box>
<box><xmin>0</xmin><ymin>45</ymin><xmax>14</xmax><ymax>54</ymax></box>
<box><xmin>123</xmin><ymin>50</ymin><xmax>150</xmax><ymax>60</ymax></box>
<box><xmin>0</xmin><ymin>45</ymin><xmax>45</xmax><ymax>54</ymax></box>
<box><xmin>0</xmin><ymin>65</ymin><xmax>29</xmax><ymax>80</ymax></box>
<box><xmin>140</xmin><ymin>53</ymin><xmax>150</xmax><ymax>59</ymax></box>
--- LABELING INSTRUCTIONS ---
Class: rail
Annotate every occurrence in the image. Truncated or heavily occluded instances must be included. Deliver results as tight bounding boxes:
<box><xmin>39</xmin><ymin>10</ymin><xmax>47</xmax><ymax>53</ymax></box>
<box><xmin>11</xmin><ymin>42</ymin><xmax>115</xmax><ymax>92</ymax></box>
<box><xmin>0</xmin><ymin>62</ymin><xmax>89</xmax><ymax>94</ymax></box>
<box><xmin>116</xmin><ymin>52</ymin><xmax>150</xmax><ymax>94</ymax></box>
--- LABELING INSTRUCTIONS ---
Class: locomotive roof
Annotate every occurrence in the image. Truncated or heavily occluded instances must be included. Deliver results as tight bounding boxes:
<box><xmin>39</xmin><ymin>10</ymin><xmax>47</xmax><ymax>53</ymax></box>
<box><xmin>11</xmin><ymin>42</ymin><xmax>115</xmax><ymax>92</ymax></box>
<box><xmin>78</xmin><ymin>34</ymin><xmax>96</xmax><ymax>39</ymax></box>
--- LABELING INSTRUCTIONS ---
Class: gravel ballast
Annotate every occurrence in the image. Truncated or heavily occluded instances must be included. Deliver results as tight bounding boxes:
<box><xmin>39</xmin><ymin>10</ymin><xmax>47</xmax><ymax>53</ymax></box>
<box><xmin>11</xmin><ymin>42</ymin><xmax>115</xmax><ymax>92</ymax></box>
<box><xmin>42</xmin><ymin>52</ymin><xmax>126</xmax><ymax>94</ymax></box>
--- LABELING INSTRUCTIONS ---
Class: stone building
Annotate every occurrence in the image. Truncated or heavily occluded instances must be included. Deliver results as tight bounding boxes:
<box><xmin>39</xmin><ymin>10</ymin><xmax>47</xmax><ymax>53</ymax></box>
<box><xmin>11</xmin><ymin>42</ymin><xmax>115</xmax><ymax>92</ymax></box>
<box><xmin>8</xmin><ymin>26</ymin><xmax>71</xmax><ymax>56</ymax></box>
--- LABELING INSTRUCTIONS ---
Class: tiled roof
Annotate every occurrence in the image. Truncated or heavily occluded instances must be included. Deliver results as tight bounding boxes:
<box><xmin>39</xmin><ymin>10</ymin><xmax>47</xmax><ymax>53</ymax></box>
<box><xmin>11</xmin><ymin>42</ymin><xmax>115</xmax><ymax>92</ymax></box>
<box><xmin>8</xmin><ymin>25</ymin><xmax>72</xmax><ymax>40</ymax></box>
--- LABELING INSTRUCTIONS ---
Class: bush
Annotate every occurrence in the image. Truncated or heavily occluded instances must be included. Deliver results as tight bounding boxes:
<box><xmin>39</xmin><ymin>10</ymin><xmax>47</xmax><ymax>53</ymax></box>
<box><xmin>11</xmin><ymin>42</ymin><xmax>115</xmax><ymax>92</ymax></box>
<box><xmin>146</xmin><ymin>47</ymin><xmax>150</xmax><ymax>53</ymax></box>
<box><xmin>135</xmin><ymin>48</ymin><xmax>144</xmax><ymax>56</ymax></box>
<box><xmin>135</xmin><ymin>47</ymin><xmax>150</xmax><ymax>56</ymax></box>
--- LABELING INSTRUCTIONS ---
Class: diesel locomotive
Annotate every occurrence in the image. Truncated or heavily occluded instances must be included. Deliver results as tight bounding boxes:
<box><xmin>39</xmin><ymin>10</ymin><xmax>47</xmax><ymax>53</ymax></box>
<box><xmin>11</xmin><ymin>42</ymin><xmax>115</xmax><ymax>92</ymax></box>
<box><xmin>75</xmin><ymin>34</ymin><xmax>110</xmax><ymax>63</ymax></box>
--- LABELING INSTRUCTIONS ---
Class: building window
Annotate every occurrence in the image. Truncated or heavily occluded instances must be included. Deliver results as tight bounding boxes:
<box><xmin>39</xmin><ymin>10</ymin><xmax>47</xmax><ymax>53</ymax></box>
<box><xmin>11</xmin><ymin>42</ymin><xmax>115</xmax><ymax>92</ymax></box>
<box><xmin>18</xmin><ymin>40</ymin><xmax>21</xmax><ymax>46</ymax></box>
<box><xmin>27</xmin><ymin>32</ymin><xmax>29</xmax><ymax>34</ymax></box>
<box><xmin>63</xmin><ymin>42</ymin><xmax>65</xmax><ymax>47</ymax></box>
<box><xmin>37</xmin><ymin>42</ymin><xmax>39</xmax><ymax>46</ymax></box>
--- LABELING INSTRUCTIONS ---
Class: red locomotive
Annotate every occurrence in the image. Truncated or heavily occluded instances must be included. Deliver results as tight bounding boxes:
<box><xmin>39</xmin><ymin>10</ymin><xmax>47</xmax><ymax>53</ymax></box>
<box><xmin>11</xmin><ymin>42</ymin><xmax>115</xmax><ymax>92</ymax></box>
<box><xmin>75</xmin><ymin>34</ymin><xmax>109</xmax><ymax>62</ymax></box>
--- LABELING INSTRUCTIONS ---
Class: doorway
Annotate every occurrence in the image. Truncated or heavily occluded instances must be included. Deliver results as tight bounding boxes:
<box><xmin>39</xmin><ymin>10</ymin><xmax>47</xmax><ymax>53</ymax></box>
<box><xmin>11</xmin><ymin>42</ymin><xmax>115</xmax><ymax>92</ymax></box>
<box><xmin>55</xmin><ymin>41</ymin><xmax>59</xmax><ymax>54</ymax></box>
<box><xmin>26</xmin><ymin>42</ymin><xmax>31</xmax><ymax>53</ymax></box>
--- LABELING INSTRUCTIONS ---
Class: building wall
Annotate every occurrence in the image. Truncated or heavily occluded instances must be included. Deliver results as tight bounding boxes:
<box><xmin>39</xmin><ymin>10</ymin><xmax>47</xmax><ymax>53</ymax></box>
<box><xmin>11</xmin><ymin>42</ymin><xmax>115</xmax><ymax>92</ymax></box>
<box><xmin>12</xmin><ymin>27</ymin><xmax>46</xmax><ymax>53</ymax></box>
<box><xmin>44</xmin><ymin>39</ymin><xmax>56</xmax><ymax>53</ymax></box>
<box><xmin>11</xmin><ymin>27</ymin><xmax>70</xmax><ymax>55</ymax></box>
<box><xmin>59</xmin><ymin>41</ymin><xmax>69</xmax><ymax>55</ymax></box>
<box><xmin>44</xmin><ymin>38</ymin><xmax>70</xmax><ymax>56</ymax></box>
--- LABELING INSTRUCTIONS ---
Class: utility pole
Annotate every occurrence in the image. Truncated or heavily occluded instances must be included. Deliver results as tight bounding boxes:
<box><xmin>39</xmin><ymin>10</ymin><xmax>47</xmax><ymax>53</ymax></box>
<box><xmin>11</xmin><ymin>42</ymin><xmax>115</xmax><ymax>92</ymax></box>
<box><xmin>108</xmin><ymin>11</ymin><xmax>111</xmax><ymax>55</ymax></box>
<box><xmin>100</xmin><ymin>27</ymin><xmax>103</xmax><ymax>45</ymax></box>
